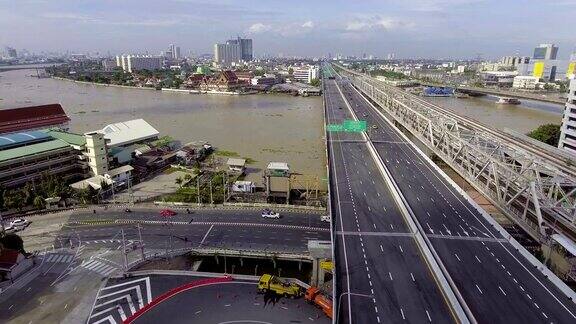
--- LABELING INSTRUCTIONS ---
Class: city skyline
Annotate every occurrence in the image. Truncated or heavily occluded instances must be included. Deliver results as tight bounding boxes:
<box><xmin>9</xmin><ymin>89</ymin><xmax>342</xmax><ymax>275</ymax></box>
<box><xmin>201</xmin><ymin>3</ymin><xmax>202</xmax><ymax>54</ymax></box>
<box><xmin>1</xmin><ymin>0</ymin><xmax>575</xmax><ymax>59</ymax></box>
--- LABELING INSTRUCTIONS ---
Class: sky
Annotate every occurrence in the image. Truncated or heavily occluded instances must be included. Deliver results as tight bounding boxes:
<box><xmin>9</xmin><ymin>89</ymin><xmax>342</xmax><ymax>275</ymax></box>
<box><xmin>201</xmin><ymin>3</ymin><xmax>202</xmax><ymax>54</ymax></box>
<box><xmin>1</xmin><ymin>0</ymin><xmax>575</xmax><ymax>59</ymax></box>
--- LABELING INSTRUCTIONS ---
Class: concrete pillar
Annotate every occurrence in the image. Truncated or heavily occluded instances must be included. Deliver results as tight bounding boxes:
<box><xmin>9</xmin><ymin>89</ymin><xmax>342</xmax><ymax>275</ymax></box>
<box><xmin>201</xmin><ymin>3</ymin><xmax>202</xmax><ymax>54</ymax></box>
<box><xmin>311</xmin><ymin>257</ymin><xmax>319</xmax><ymax>287</ymax></box>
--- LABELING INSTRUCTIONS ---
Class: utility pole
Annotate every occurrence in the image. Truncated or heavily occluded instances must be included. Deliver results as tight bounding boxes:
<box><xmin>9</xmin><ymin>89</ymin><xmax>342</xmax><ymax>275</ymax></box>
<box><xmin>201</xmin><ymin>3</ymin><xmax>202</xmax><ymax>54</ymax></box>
<box><xmin>209</xmin><ymin>179</ymin><xmax>213</xmax><ymax>205</ymax></box>
<box><xmin>121</xmin><ymin>228</ymin><xmax>128</xmax><ymax>272</ymax></box>
<box><xmin>222</xmin><ymin>173</ymin><xmax>227</xmax><ymax>203</ymax></box>
<box><xmin>137</xmin><ymin>223</ymin><xmax>145</xmax><ymax>261</ymax></box>
<box><xmin>197</xmin><ymin>177</ymin><xmax>200</xmax><ymax>206</ymax></box>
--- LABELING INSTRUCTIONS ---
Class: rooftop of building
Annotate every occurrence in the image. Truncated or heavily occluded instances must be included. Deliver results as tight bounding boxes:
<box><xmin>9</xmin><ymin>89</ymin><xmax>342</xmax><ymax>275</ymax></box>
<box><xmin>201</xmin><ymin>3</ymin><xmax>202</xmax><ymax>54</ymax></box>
<box><xmin>0</xmin><ymin>130</ymin><xmax>52</xmax><ymax>151</ymax></box>
<box><xmin>42</xmin><ymin>129</ymin><xmax>87</xmax><ymax>147</ymax></box>
<box><xmin>0</xmin><ymin>104</ymin><xmax>70</xmax><ymax>134</ymax></box>
<box><xmin>99</xmin><ymin>119</ymin><xmax>159</xmax><ymax>147</ymax></box>
<box><xmin>0</xmin><ymin>139</ymin><xmax>70</xmax><ymax>163</ymax></box>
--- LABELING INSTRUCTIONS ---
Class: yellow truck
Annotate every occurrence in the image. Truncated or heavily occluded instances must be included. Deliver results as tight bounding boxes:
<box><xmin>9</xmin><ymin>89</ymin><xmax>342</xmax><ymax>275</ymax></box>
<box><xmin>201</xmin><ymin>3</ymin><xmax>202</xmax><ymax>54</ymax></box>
<box><xmin>257</xmin><ymin>274</ymin><xmax>303</xmax><ymax>298</ymax></box>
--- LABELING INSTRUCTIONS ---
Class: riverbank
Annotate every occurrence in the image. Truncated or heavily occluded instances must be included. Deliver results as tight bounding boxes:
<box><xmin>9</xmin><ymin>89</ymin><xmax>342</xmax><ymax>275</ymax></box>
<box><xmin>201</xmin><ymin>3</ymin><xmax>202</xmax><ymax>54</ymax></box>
<box><xmin>1</xmin><ymin>69</ymin><xmax>327</xmax><ymax>187</ymax></box>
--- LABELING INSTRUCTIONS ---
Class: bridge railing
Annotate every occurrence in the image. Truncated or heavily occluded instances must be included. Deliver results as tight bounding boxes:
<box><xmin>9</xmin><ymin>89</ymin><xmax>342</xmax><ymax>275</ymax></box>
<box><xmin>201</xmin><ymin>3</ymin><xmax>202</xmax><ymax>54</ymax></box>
<box><xmin>334</xmin><ymin>63</ymin><xmax>576</xmax><ymax>243</ymax></box>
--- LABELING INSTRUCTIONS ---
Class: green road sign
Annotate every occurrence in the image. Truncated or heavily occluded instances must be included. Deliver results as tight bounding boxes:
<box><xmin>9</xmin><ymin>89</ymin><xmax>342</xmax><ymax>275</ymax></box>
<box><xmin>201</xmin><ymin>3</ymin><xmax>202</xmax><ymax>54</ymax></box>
<box><xmin>327</xmin><ymin>124</ymin><xmax>345</xmax><ymax>132</ymax></box>
<box><xmin>343</xmin><ymin>120</ymin><xmax>367</xmax><ymax>132</ymax></box>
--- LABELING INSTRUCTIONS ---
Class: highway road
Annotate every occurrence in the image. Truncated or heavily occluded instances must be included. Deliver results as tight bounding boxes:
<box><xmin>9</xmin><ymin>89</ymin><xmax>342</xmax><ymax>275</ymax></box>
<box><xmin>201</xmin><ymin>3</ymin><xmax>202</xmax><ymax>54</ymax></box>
<box><xmin>336</xmin><ymin>74</ymin><xmax>576</xmax><ymax>322</ymax></box>
<box><xmin>324</xmin><ymin>76</ymin><xmax>455</xmax><ymax>323</ymax></box>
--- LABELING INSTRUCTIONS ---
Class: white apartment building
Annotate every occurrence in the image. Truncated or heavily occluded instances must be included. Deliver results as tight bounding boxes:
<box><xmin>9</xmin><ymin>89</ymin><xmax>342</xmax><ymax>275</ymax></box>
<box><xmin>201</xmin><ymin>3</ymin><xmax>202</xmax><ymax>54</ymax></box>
<box><xmin>512</xmin><ymin>76</ymin><xmax>540</xmax><ymax>90</ymax></box>
<box><xmin>292</xmin><ymin>66</ymin><xmax>320</xmax><ymax>83</ymax></box>
<box><xmin>115</xmin><ymin>55</ymin><xmax>162</xmax><ymax>73</ymax></box>
<box><xmin>559</xmin><ymin>79</ymin><xmax>576</xmax><ymax>154</ymax></box>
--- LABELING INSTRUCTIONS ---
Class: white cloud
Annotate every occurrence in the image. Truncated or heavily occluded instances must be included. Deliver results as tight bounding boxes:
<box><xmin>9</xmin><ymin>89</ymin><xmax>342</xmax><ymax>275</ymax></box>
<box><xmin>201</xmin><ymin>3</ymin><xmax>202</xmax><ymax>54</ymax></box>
<box><xmin>247</xmin><ymin>22</ymin><xmax>272</xmax><ymax>34</ymax></box>
<box><xmin>302</xmin><ymin>21</ymin><xmax>314</xmax><ymax>28</ymax></box>
<box><xmin>345</xmin><ymin>16</ymin><xmax>414</xmax><ymax>32</ymax></box>
<box><xmin>40</xmin><ymin>12</ymin><xmax>179</xmax><ymax>27</ymax></box>
<box><xmin>247</xmin><ymin>21</ymin><xmax>315</xmax><ymax>36</ymax></box>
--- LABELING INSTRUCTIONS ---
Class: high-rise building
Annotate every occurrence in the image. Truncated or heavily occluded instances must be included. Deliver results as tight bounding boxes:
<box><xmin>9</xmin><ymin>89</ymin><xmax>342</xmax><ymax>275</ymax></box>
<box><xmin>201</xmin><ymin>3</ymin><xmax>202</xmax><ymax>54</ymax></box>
<box><xmin>116</xmin><ymin>55</ymin><xmax>162</xmax><ymax>73</ymax></box>
<box><xmin>175</xmin><ymin>46</ymin><xmax>181</xmax><ymax>60</ymax></box>
<box><xmin>226</xmin><ymin>37</ymin><xmax>253</xmax><ymax>61</ymax></box>
<box><xmin>4</xmin><ymin>46</ymin><xmax>17</xmax><ymax>58</ymax></box>
<box><xmin>214</xmin><ymin>42</ymin><xmax>241</xmax><ymax>64</ymax></box>
<box><xmin>558</xmin><ymin>79</ymin><xmax>576</xmax><ymax>154</ymax></box>
<box><xmin>533</xmin><ymin>44</ymin><xmax>558</xmax><ymax>60</ymax></box>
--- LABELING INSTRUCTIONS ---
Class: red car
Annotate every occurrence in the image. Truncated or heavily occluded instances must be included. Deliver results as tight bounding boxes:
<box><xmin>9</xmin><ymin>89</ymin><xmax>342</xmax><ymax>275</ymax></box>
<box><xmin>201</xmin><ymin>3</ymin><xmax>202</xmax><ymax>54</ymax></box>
<box><xmin>160</xmin><ymin>209</ymin><xmax>178</xmax><ymax>217</ymax></box>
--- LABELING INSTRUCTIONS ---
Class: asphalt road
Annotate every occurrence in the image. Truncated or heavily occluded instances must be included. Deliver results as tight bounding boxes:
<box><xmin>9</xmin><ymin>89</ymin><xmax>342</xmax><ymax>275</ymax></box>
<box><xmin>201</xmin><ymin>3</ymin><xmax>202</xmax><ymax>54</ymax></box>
<box><xmin>60</xmin><ymin>208</ymin><xmax>330</xmax><ymax>254</ymax></box>
<box><xmin>338</xmin><ymin>76</ymin><xmax>576</xmax><ymax>322</ymax></box>
<box><xmin>324</xmin><ymin>75</ymin><xmax>454</xmax><ymax>324</ymax></box>
<box><xmin>90</xmin><ymin>274</ymin><xmax>330</xmax><ymax>324</ymax></box>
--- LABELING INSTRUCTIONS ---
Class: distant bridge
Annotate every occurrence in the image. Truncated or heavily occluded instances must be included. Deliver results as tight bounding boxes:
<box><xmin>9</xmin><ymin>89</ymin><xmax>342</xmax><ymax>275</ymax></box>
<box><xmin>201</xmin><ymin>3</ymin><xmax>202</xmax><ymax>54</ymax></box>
<box><xmin>420</xmin><ymin>82</ymin><xmax>566</xmax><ymax>105</ymax></box>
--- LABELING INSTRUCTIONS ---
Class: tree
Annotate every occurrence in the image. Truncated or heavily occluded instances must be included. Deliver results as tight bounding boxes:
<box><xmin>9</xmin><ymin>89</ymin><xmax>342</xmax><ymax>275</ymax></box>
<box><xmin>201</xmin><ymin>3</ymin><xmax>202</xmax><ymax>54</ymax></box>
<box><xmin>0</xmin><ymin>233</ymin><xmax>25</xmax><ymax>253</ymax></box>
<box><xmin>310</xmin><ymin>78</ymin><xmax>320</xmax><ymax>87</ymax></box>
<box><xmin>33</xmin><ymin>196</ymin><xmax>45</xmax><ymax>210</ymax></box>
<box><xmin>527</xmin><ymin>124</ymin><xmax>561</xmax><ymax>147</ymax></box>
<box><xmin>175</xmin><ymin>177</ymin><xmax>183</xmax><ymax>187</ymax></box>
<box><xmin>288</xmin><ymin>67</ymin><xmax>294</xmax><ymax>75</ymax></box>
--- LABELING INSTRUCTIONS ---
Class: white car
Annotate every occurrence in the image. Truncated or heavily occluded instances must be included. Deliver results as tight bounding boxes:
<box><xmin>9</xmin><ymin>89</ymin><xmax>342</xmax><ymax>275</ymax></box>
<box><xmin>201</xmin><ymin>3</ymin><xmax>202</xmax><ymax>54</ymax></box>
<box><xmin>2</xmin><ymin>225</ymin><xmax>17</xmax><ymax>234</ymax></box>
<box><xmin>10</xmin><ymin>218</ymin><xmax>31</xmax><ymax>230</ymax></box>
<box><xmin>320</xmin><ymin>215</ymin><xmax>331</xmax><ymax>223</ymax></box>
<box><xmin>261</xmin><ymin>210</ymin><xmax>281</xmax><ymax>219</ymax></box>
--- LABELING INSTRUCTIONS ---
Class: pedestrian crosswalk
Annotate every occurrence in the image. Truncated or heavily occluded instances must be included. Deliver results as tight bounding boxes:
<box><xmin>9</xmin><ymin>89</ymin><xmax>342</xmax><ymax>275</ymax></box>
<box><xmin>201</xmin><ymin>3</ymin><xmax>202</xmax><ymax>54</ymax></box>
<box><xmin>43</xmin><ymin>253</ymin><xmax>75</xmax><ymax>263</ymax></box>
<box><xmin>81</xmin><ymin>259</ymin><xmax>118</xmax><ymax>277</ymax></box>
<box><xmin>89</xmin><ymin>277</ymin><xmax>152</xmax><ymax>324</ymax></box>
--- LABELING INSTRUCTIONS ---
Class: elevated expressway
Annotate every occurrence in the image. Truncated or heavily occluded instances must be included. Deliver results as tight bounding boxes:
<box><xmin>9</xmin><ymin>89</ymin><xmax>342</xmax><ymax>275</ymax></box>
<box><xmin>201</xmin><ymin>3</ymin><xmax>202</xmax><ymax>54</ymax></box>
<box><xmin>324</xmin><ymin>64</ymin><xmax>576</xmax><ymax>323</ymax></box>
<box><xmin>336</xmin><ymin>64</ymin><xmax>576</xmax><ymax>247</ymax></box>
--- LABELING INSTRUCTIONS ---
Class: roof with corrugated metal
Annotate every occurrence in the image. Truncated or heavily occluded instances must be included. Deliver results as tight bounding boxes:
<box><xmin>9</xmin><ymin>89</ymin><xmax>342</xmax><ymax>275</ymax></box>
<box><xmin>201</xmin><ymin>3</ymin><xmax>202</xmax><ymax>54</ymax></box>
<box><xmin>0</xmin><ymin>104</ymin><xmax>70</xmax><ymax>134</ymax></box>
<box><xmin>0</xmin><ymin>139</ymin><xmax>70</xmax><ymax>163</ymax></box>
<box><xmin>43</xmin><ymin>129</ymin><xmax>86</xmax><ymax>146</ymax></box>
<box><xmin>0</xmin><ymin>131</ymin><xmax>52</xmax><ymax>150</ymax></box>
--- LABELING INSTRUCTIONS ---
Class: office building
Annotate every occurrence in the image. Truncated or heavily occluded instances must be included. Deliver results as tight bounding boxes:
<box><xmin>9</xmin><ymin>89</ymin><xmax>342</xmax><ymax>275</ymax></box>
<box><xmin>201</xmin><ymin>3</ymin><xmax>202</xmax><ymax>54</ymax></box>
<box><xmin>559</xmin><ymin>79</ymin><xmax>576</xmax><ymax>154</ymax></box>
<box><xmin>515</xmin><ymin>43</ymin><xmax>572</xmax><ymax>82</ymax></box>
<box><xmin>4</xmin><ymin>47</ymin><xmax>17</xmax><ymax>58</ymax></box>
<box><xmin>175</xmin><ymin>46</ymin><xmax>181</xmax><ymax>60</ymax></box>
<box><xmin>533</xmin><ymin>44</ymin><xmax>558</xmax><ymax>60</ymax></box>
<box><xmin>116</xmin><ymin>55</ymin><xmax>162</xmax><ymax>73</ymax></box>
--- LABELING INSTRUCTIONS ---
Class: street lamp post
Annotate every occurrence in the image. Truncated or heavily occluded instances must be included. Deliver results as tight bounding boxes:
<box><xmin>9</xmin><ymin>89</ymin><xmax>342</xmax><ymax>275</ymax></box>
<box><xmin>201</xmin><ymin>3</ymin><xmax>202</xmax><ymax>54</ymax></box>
<box><xmin>335</xmin><ymin>292</ymin><xmax>374</xmax><ymax>324</ymax></box>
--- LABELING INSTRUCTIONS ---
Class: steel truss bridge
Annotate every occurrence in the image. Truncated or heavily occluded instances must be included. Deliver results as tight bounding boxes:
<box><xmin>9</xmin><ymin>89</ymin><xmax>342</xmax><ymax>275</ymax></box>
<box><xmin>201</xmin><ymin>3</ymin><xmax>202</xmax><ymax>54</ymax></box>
<box><xmin>334</xmin><ymin>64</ymin><xmax>576</xmax><ymax>248</ymax></box>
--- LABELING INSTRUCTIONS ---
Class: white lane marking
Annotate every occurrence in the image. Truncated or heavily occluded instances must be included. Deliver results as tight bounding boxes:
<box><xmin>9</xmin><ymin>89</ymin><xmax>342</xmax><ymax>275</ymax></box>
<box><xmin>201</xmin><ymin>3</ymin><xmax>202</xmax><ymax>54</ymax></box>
<box><xmin>389</xmin><ymin>272</ymin><xmax>393</xmax><ymax>281</ymax></box>
<box><xmin>498</xmin><ymin>286</ymin><xmax>507</xmax><ymax>296</ymax></box>
<box><xmin>454</xmin><ymin>253</ymin><xmax>461</xmax><ymax>262</ymax></box>
<box><xmin>475</xmin><ymin>284</ymin><xmax>483</xmax><ymax>294</ymax></box>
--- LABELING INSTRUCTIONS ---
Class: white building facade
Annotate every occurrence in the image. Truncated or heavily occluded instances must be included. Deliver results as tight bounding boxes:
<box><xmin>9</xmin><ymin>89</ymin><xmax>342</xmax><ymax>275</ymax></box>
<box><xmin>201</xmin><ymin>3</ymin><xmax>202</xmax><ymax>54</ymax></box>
<box><xmin>116</xmin><ymin>55</ymin><xmax>162</xmax><ymax>73</ymax></box>
<box><xmin>512</xmin><ymin>76</ymin><xmax>540</xmax><ymax>89</ymax></box>
<box><xmin>559</xmin><ymin>79</ymin><xmax>576</xmax><ymax>154</ymax></box>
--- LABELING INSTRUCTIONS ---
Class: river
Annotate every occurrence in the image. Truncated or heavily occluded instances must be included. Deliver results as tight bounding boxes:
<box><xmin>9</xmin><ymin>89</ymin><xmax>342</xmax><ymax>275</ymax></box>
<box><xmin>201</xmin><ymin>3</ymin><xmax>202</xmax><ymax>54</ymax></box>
<box><xmin>0</xmin><ymin>69</ymin><xmax>565</xmax><ymax>187</ymax></box>
<box><xmin>0</xmin><ymin>69</ymin><xmax>327</xmax><ymax>186</ymax></box>
<box><xmin>426</xmin><ymin>95</ymin><xmax>563</xmax><ymax>133</ymax></box>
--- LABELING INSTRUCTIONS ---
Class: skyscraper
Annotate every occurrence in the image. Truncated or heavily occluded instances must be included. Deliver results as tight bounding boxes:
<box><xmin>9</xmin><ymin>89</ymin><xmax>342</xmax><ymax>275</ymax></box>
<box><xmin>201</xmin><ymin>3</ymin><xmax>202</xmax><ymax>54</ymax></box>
<box><xmin>226</xmin><ymin>37</ymin><xmax>253</xmax><ymax>61</ymax></box>
<box><xmin>533</xmin><ymin>44</ymin><xmax>558</xmax><ymax>60</ymax></box>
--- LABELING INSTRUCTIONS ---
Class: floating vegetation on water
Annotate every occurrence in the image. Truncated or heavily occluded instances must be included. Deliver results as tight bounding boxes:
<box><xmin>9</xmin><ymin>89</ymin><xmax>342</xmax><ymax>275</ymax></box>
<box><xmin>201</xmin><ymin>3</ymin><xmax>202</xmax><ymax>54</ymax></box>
<box><xmin>91</xmin><ymin>110</ymin><xmax>99</xmax><ymax>113</ymax></box>
<box><xmin>216</xmin><ymin>150</ymin><xmax>240</xmax><ymax>157</ymax></box>
<box><xmin>261</xmin><ymin>148</ymin><xmax>304</xmax><ymax>154</ymax></box>
<box><xmin>76</xmin><ymin>111</ymin><xmax>87</xmax><ymax>114</ymax></box>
